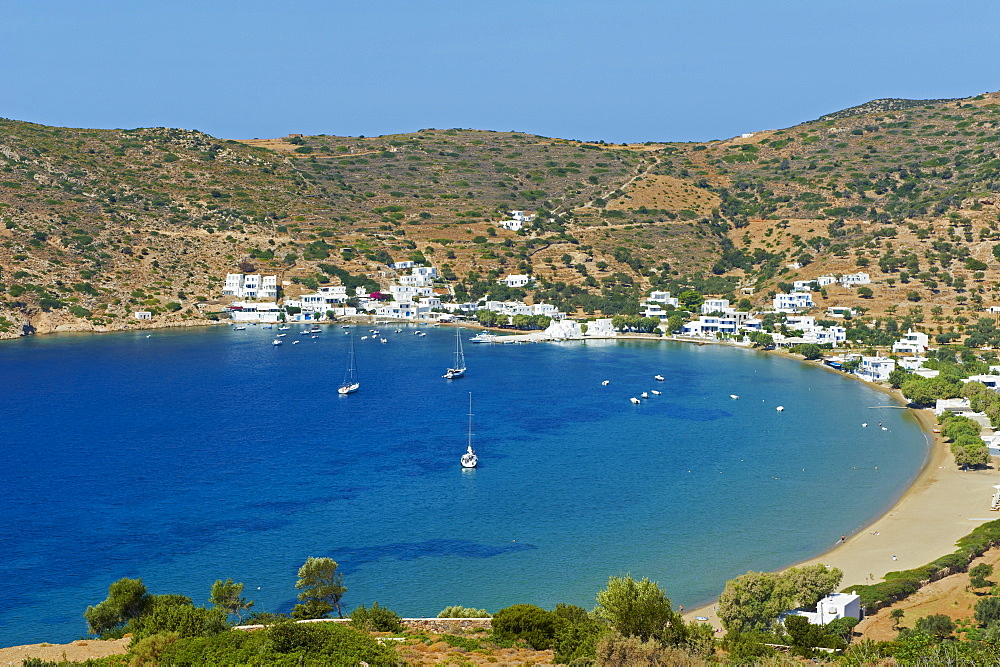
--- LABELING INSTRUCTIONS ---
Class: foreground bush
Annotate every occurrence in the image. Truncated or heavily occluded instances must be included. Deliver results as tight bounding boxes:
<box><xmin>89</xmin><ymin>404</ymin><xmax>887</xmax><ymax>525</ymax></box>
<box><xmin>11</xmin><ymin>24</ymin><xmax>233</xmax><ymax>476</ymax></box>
<box><xmin>350</xmin><ymin>601</ymin><xmax>404</xmax><ymax>632</ymax></box>
<box><xmin>437</xmin><ymin>605</ymin><xmax>491</xmax><ymax>618</ymax></box>
<box><xmin>491</xmin><ymin>603</ymin><xmax>559</xmax><ymax>650</ymax></box>
<box><xmin>155</xmin><ymin>621</ymin><xmax>398</xmax><ymax>665</ymax></box>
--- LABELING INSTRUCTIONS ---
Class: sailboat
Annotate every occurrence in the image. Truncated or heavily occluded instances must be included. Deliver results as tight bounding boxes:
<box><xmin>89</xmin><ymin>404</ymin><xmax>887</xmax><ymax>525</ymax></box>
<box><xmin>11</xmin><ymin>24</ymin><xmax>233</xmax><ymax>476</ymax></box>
<box><xmin>338</xmin><ymin>334</ymin><xmax>359</xmax><ymax>395</ymax></box>
<box><xmin>461</xmin><ymin>393</ymin><xmax>478</xmax><ymax>468</ymax></box>
<box><xmin>443</xmin><ymin>325</ymin><xmax>467</xmax><ymax>379</ymax></box>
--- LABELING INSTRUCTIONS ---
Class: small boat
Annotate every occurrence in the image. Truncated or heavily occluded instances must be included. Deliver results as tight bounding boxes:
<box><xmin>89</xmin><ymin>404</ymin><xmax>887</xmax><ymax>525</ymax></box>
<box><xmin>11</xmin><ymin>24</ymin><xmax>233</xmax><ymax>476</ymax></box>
<box><xmin>654</xmin><ymin>375</ymin><xmax>665</xmax><ymax>381</ymax></box>
<box><xmin>292</xmin><ymin>340</ymin><xmax>300</xmax><ymax>344</ymax></box>
<box><xmin>641</xmin><ymin>392</ymin><xmax>649</xmax><ymax>399</ymax></box>
<box><xmin>394</xmin><ymin>329</ymin><xmax>403</xmax><ymax>333</ymax></box>
<box><xmin>311</xmin><ymin>335</ymin><xmax>319</xmax><ymax>339</ymax></box>
<box><xmin>416</xmin><ymin>332</ymin><xmax>426</xmax><ymax>337</ymax></box>
<box><xmin>272</xmin><ymin>339</ymin><xmax>282</xmax><ymax>346</ymax></box>
<box><xmin>234</xmin><ymin>326</ymin><xmax>246</xmax><ymax>331</ymax></box>
<box><xmin>651</xmin><ymin>390</ymin><xmax>661</xmax><ymax>396</ymax></box>
<box><xmin>730</xmin><ymin>394</ymin><xmax>739</xmax><ymax>400</ymax></box>
<box><xmin>277</xmin><ymin>333</ymin><xmax>287</xmax><ymax>338</ymax></box>
<box><xmin>470</xmin><ymin>332</ymin><xmax>498</xmax><ymax>343</ymax></box>
<box><xmin>279</xmin><ymin>325</ymin><xmax>290</xmax><ymax>330</ymax></box>
<box><xmin>380</xmin><ymin>338</ymin><xmax>387</xmax><ymax>344</ymax></box>
<box><xmin>361</xmin><ymin>336</ymin><xmax>368</xmax><ymax>340</ymax></box>
<box><xmin>601</xmin><ymin>380</ymin><xmax>610</xmax><ymax>386</ymax></box>
<box><xmin>309</xmin><ymin>327</ymin><xmax>321</xmax><ymax>334</ymax></box>
<box><xmin>443</xmin><ymin>326</ymin><xmax>467</xmax><ymax>380</ymax></box>
<box><xmin>776</xmin><ymin>406</ymin><xmax>784</xmax><ymax>412</ymax></box>
<box><xmin>630</xmin><ymin>397</ymin><xmax>641</xmax><ymax>404</ymax></box>
<box><xmin>263</xmin><ymin>324</ymin><xmax>273</xmax><ymax>329</ymax></box>
<box><xmin>338</xmin><ymin>334</ymin><xmax>360</xmax><ymax>395</ymax></box>
<box><xmin>341</xmin><ymin>325</ymin><xmax>349</xmax><ymax>328</ymax></box>
<box><xmin>461</xmin><ymin>393</ymin><xmax>478</xmax><ymax>468</ymax></box>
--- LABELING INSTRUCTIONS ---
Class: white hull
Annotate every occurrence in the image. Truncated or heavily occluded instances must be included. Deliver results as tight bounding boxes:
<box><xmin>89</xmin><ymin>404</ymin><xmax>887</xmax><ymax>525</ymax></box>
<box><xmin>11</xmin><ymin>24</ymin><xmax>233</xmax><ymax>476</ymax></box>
<box><xmin>338</xmin><ymin>383</ymin><xmax>360</xmax><ymax>395</ymax></box>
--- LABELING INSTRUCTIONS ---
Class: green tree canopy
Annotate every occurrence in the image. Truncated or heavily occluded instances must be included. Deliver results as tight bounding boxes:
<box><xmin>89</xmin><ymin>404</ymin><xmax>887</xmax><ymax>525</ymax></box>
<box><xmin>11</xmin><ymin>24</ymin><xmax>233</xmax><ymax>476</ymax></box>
<box><xmin>594</xmin><ymin>575</ymin><xmax>678</xmax><ymax>642</ymax></box>
<box><xmin>292</xmin><ymin>557</ymin><xmax>346</xmax><ymax>619</ymax></box>
<box><xmin>209</xmin><ymin>578</ymin><xmax>254</xmax><ymax>623</ymax></box>
<box><xmin>84</xmin><ymin>577</ymin><xmax>151</xmax><ymax>636</ymax></box>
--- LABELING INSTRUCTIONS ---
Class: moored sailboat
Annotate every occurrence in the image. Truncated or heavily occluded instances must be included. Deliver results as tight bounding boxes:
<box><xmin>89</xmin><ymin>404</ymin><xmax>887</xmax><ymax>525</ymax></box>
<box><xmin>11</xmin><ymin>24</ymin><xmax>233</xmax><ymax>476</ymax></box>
<box><xmin>338</xmin><ymin>334</ymin><xmax>359</xmax><ymax>395</ymax></box>
<box><xmin>443</xmin><ymin>325</ymin><xmax>467</xmax><ymax>379</ymax></box>
<box><xmin>461</xmin><ymin>392</ymin><xmax>478</xmax><ymax>468</ymax></box>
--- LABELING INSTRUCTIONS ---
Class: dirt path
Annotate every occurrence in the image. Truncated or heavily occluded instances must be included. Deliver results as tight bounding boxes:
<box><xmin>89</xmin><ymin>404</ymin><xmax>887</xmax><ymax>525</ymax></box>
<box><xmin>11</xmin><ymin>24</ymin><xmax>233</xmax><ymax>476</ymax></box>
<box><xmin>0</xmin><ymin>638</ymin><xmax>128</xmax><ymax>666</ymax></box>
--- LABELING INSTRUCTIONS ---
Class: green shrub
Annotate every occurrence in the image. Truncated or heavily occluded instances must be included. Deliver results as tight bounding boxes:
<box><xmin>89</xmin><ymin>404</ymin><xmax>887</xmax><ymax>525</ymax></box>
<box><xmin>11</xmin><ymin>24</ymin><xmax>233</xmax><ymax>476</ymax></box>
<box><xmin>350</xmin><ymin>601</ymin><xmax>403</xmax><ymax>632</ymax></box>
<box><xmin>437</xmin><ymin>605</ymin><xmax>491</xmax><ymax>618</ymax></box>
<box><xmin>492</xmin><ymin>603</ymin><xmax>558</xmax><ymax>650</ymax></box>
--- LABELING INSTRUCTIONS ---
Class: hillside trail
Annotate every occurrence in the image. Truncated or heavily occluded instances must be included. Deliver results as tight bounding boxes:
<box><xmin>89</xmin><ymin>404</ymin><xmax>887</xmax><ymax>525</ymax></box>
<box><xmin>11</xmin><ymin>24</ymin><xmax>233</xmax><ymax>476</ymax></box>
<box><xmin>561</xmin><ymin>153</ymin><xmax>662</xmax><ymax>216</ymax></box>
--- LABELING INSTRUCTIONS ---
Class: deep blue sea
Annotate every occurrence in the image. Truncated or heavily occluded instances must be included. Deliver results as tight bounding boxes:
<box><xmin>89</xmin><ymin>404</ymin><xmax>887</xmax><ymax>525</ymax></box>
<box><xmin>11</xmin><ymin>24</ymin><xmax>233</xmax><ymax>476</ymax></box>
<box><xmin>0</xmin><ymin>325</ymin><xmax>927</xmax><ymax>645</ymax></box>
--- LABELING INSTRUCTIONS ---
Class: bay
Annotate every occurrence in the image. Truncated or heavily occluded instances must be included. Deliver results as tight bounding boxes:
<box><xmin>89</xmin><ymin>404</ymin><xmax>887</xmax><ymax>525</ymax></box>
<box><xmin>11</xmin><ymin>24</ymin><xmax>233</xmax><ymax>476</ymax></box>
<box><xmin>0</xmin><ymin>325</ymin><xmax>926</xmax><ymax>644</ymax></box>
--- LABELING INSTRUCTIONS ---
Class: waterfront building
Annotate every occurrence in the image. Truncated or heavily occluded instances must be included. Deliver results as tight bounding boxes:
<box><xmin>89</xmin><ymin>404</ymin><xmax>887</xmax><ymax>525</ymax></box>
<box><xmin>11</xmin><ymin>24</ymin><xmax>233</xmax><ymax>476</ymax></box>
<box><xmin>228</xmin><ymin>301</ymin><xmax>282</xmax><ymax>323</ymax></box>
<box><xmin>855</xmin><ymin>355</ymin><xmax>896</xmax><ymax>383</ymax></box>
<box><xmin>783</xmin><ymin>592</ymin><xmax>861</xmax><ymax>626</ymax></box>
<box><xmin>223</xmin><ymin>273</ymin><xmax>279</xmax><ymax>300</ymax></box>
<box><xmin>701</xmin><ymin>298</ymin><xmax>732</xmax><ymax>315</ymax></box>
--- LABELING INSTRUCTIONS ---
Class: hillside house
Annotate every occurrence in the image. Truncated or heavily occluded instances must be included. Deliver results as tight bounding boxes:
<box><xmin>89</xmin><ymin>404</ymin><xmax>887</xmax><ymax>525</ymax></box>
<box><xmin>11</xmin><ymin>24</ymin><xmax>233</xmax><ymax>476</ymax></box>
<box><xmin>500</xmin><ymin>274</ymin><xmax>531</xmax><ymax>288</ymax></box>
<box><xmin>839</xmin><ymin>272</ymin><xmax>871</xmax><ymax>286</ymax></box>
<box><xmin>223</xmin><ymin>273</ymin><xmax>278</xmax><ymax>300</ymax></box>
<box><xmin>773</xmin><ymin>292</ymin><xmax>814</xmax><ymax>312</ymax></box>
<box><xmin>892</xmin><ymin>330</ymin><xmax>930</xmax><ymax>355</ymax></box>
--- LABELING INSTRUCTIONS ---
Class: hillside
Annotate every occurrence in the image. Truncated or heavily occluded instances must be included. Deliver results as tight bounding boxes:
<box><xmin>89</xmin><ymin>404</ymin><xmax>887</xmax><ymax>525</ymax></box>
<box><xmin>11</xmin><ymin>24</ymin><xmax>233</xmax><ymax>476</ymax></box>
<box><xmin>1</xmin><ymin>90</ymin><xmax>1000</xmax><ymax>341</ymax></box>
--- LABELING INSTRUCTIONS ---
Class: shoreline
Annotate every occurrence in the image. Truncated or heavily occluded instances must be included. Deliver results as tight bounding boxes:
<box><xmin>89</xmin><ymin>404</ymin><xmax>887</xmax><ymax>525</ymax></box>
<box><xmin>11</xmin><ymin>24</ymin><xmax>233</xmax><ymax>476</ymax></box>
<box><xmin>681</xmin><ymin>344</ymin><xmax>1000</xmax><ymax>629</ymax></box>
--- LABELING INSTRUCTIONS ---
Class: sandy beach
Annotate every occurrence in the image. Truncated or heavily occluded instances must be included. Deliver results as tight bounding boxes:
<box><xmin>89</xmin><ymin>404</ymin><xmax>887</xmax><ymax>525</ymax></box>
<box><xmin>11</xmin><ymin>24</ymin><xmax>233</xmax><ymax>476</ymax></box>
<box><xmin>683</xmin><ymin>365</ymin><xmax>1000</xmax><ymax>629</ymax></box>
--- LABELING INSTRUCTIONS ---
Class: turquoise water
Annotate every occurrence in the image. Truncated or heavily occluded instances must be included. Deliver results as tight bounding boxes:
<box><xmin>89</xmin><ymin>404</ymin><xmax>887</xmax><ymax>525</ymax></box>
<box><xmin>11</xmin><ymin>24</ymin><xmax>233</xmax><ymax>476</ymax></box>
<box><xmin>0</xmin><ymin>326</ymin><xmax>927</xmax><ymax>644</ymax></box>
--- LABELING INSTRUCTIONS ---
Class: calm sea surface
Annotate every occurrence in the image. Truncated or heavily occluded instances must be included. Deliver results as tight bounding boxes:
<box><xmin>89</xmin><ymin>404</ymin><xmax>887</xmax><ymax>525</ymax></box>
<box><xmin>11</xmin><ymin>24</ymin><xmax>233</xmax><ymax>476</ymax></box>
<box><xmin>0</xmin><ymin>325</ymin><xmax>927</xmax><ymax>644</ymax></box>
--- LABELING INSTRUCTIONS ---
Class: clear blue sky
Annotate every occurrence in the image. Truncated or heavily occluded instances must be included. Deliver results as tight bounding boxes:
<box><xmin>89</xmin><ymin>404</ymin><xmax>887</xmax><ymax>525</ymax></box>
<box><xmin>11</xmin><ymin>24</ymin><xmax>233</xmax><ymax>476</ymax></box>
<box><xmin>3</xmin><ymin>0</ymin><xmax>998</xmax><ymax>143</ymax></box>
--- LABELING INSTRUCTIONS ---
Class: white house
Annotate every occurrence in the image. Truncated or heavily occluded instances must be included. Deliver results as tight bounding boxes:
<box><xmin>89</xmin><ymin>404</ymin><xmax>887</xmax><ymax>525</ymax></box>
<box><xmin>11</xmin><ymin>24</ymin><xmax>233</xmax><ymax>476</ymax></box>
<box><xmin>223</xmin><ymin>273</ymin><xmax>279</xmax><ymax>300</ymax></box>
<box><xmin>840</xmin><ymin>272</ymin><xmax>871</xmax><ymax>286</ymax></box>
<box><xmin>795</xmin><ymin>276</ymin><xmax>837</xmax><ymax>291</ymax></box>
<box><xmin>501</xmin><ymin>274</ymin><xmax>531</xmax><ymax>288</ymax></box>
<box><xmin>643</xmin><ymin>303</ymin><xmax>673</xmax><ymax>320</ymax></box>
<box><xmin>935</xmin><ymin>397</ymin><xmax>974</xmax><ymax>417</ymax></box>
<box><xmin>785</xmin><ymin>316</ymin><xmax>816</xmax><ymax>330</ymax></box>
<box><xmin>648</xmin><ymin>291</ymin><xmax>680</xmax><ymax>307</ymax></box>
<box><xmin>966</xmin><ymin>375</ymin><xmax>1000</xmax><ymax>390</ymax></box>
<box><xmin>391</xmin><ymin>261</ymin><xmax>416</xmax><ymax>270</ymax></box>
<box><xmin>856</xmin><ymin>355</ymin><xmax>895</xmax><ymax>383</ymax></box>
<box><xmin>510</xmin><ymin>210</ymin><xmax>536</xmax><ymax>223</ymax></box>
<box><xmin>783</xmin><ymin>592</ymin><xmax>862</xmax><ymax>626</ymax></box>
<box><xmin>546</xmin><ymin>319</ymin><xmax>584</xmax><ymax>339</ymax></box>
<box><xmin>228</xmin><ymin>301</ymin><xmax>282</xmax><ymax>323</ymax></box>
<box><xmin>773</xmin><ymin>292</ymin><xmax>814</xmax><ymax>312</ymax></box>
<box><xmin>892</xmin><ymin>330</ymin><xmax>930</xmax><ymax>355</ymax></box>
<box><xmin>701</xmin><ymin>298</ymin><xmax>731</xmax><ymax>315</ymax></box>
<box><xmin>826</xmin><ymin>306</ymin><xmax>854</xmax><ymax>318</ymax></box>
<box><xmin>804</xmin><ymin>326</ymin><xmax>846</xmax><ymax>345</ymax></box>
<box><xmin>532</xmin><ymin>303</ymin><xmax>561</xmax><ymax>318</ymax></box>
<box><xmin>585</xmin><ymin>318</ymin><xmax>617</xmax><ymax>337</ymax></box>
<box><xmin>497</xmin><ymin>219</ymin><xmax>523</xmax><ymax>232</ymax></box>
<box><xmin>134</xmin><ymin>311</ymin><xmax>152</xmax><ymax>320</ymax></box>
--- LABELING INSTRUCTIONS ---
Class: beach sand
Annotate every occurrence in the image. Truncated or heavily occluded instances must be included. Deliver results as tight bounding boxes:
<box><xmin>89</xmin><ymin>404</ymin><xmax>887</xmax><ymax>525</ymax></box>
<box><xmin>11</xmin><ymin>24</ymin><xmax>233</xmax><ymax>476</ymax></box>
<box><xmin>683</xmin><ymin>368</ymin><xmax>1000</xmax><ymax>630</ymax></box>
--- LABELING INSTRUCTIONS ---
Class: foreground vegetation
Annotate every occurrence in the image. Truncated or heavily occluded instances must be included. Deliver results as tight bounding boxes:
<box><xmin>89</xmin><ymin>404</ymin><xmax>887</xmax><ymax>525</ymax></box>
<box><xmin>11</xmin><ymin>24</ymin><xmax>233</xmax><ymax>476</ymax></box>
<box><xmin>14</xmin><ymin>518</ymin><xmax>1000</xmax><ymax>664</ymax></box>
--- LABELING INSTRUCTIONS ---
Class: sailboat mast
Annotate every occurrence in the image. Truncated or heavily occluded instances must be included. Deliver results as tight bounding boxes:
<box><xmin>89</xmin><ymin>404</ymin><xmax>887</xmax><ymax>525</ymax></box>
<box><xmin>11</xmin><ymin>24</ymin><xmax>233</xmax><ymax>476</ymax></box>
<box><xmin>467</xmin><ymin>392</ymin><xmax>474</xmax><ymax>451</ymax></box>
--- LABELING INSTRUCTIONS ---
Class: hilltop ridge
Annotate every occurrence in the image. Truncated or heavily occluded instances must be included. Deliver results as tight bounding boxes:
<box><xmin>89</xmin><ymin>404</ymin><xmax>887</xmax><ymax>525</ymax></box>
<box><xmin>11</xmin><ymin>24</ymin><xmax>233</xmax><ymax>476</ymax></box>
<box><xmin>1</xmin><ymin>90</ymin><xmax>999</xmax><ymax>343</ymax></box>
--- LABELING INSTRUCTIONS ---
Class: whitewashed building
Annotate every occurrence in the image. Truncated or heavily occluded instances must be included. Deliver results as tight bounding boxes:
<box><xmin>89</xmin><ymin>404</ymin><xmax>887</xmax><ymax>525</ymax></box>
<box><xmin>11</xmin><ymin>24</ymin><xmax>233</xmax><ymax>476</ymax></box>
<box><xmin>501</xmin><ymin>274</ymin><xmax>531</xmax><ymax>288</ymax></box>
<box><xmin>856</xmin><ymin>355</ymin><xmax>896</xmax><ymax>383</ymax></box>
<box><xmin>892</xmin><ymin>330</ymin><xmax>930</xmax><ymax>355</ymax></box>
<box><xmin>840</xmin><ymin>272</ymin><xmax>871</xmax><ymax>286</ymax></box>
<box><xmin>228</xmin><ymin>301</ymin><xmax>282</xmax><ymax>323</ymax></box>
<box><xmin>773</xmin><ymin>292</ymin><xmax>814</xmax><ymax>312</ymax></box>
<box><xmin>510</xmin><ymin>210</ymin><xmax>536</xmax><ymax>223</ymax></box>
<box><xmin>648</xmin><ymin>291</ymin><xmax>680</xmax><ymax>307</ymax></box>
<box><xmin>497</xmin><ymin>219</ymin><xmax>523</xmax><ymax>232</ymax></box>
<box><xmin>701</xmin><ymin>298</ymin><xmax>732</xmax><ymax>315</ymax></box>
<box><xmin>783</xmin><ymin>592</ymin><xmax>862</xmax><ymax>626</ymax></box>
<box><xmin>134</xmin><ymin>311</ymin><xmax>152</xmax><ymax>320</ymax></box>
<box><xmin>223</xmin><ymin>273</ymin><xmax>279</xmax><ymax>300</ymax></box>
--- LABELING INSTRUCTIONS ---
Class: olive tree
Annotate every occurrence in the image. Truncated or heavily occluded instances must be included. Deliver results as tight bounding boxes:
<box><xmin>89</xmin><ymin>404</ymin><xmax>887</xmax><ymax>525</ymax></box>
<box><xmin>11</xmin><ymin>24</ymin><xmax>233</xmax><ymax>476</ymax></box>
<box><xmin>84</xmin><ymin>577</ymin><xmax>151</xmax><ymax>636</ymax></box>
<box><xmin>292</xmin><ymin>557</ymin><xmax>346</xmax><ymax>619</ymax></box>
<box><xmin>594</xmin><ymin>575</ymin><xmax>678</xmax><ymax>642</ymax></box>
<box><xmin>209</xmin><ymin>578</ymin><xmax>254</xmax><ymax>623</ymax></box>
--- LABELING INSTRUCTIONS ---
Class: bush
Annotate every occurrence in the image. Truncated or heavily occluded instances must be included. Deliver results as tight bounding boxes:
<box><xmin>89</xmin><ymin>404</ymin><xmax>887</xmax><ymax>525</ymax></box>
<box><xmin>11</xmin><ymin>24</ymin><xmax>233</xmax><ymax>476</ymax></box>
<box><xmin>350</xmin><ymin>601</ymin><xmax>403</xmax><ymax>632</ymax></box>
<box><xmin>492</xmin><ymin>604</ymin><xmax>559</xmax><ymax>650</ymax></box>
<box><xmin>976</xmin><ymin>597</ymin><xmax>1000</xmax><ymax>627</ymax></box>
<box><xmin>437</xmin><ymin>605</ymin><xmax>491</xmax><ymax>618</ymax></box>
